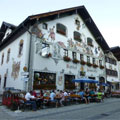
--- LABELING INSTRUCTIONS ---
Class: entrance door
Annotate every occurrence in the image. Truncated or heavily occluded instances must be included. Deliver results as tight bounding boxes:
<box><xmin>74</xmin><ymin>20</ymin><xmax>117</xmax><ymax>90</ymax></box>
<box><xmin>64</xmin><ymin>74</ymin><xmax>75</xmax><ymax>90</ymax></box>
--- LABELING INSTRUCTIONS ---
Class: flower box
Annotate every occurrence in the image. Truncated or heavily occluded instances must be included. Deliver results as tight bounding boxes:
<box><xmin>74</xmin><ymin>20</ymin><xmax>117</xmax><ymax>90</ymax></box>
<box><xmin>80</xmin><ymin>60</ymin><xmax>86</xmax><ymax>65</ymax></box>
<box><xmin>93</xmin><ymin>64</ymin><xmax>98</xmax><ymax>68</ymax></box>
<box><xmin>100</xmin><ymin>65</ymin><xmax>104</xmax><ymax>69</ymax></box>
<box><xmin>87</xmin><ymin>62</ymin><xmax>92</xmax><ymax>67</ymax></box>
<box><xmin>63</xmin><ymin>56</ymin><xmax>71</xmax><ymax>62</ymax></box>
<box><xmin>72</xmin><ymin>58</ymin><xmax>79</xmax><ymax>64</ymax></box>
<box><xmin>47</xmin><ymin>53</ymin><xmax>52</xmax><ymax>57</ymax></box>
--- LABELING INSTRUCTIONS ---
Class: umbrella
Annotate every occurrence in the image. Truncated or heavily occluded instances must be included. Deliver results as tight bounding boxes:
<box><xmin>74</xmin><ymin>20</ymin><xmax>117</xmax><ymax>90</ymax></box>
<box><xmin>72</xmin><ymin>78</ymin><xmax>98</xmax><ymax>83</ymax></box>
<box><xmin>97</xmin><ymin>83</ymin><xmax>110</xmax><ymax>86</ymax></box>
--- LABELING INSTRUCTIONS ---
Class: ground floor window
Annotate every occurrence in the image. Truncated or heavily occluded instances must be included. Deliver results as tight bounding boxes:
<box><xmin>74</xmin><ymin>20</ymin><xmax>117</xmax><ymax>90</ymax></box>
<box><xmin>64</xmin><ymin>74</ymin><xmax>75</xmax><ymax>90</ymax></box>
<box><xmin>115</xmin><ymin>83</ymin><xmax>119</xmax><ymax>90</ymax></box>
<box><xmin>33</xmin><ymin>72</ymin><xmax>56</xmax><ymax>90</ymax></box>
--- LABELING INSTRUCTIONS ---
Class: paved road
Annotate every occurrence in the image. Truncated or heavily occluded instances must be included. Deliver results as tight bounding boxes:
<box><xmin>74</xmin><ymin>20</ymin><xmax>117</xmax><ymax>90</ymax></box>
<box><xmin>0</xmin><ymin>98</ymin><xmax>120</xmax><ymax>120</ymax></box>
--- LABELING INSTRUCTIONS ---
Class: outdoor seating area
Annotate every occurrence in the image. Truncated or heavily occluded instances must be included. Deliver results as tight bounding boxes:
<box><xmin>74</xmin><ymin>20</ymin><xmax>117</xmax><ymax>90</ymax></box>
<box><xmin>2</xmin><ymin>88</ymin><xmax>107</xmax><ymax>111</ymax></box>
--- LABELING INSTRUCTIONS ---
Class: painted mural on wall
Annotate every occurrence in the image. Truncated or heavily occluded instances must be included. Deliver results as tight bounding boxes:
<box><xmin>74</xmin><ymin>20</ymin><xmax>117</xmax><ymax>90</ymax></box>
<box><xmin>11</xmin><ymin>61</ymin><xmax>20</xmax><ymax>80</ymax></box>
<box><xmin>53</xmin><ymin>43</ymin><xmax>61</xmax><ymax>58</ymax></box>
<box><xmin>31</xmin><ymin>24</ymin><xmax>45</xmax><ymax>40</ymax></box>
<box><xmin>58</xmin><ymin>75</ymin><xmax>63</xmax><ymax>86</ymax></box>
<box><xmin>48</xmin><ymin>26</ymin><xmax>55</xmax><ymax>42</ymax></box>
<box><xmin>35</xmin><ymin>38</ymin><xmax>42</xmax><ymax>55</ymax></box>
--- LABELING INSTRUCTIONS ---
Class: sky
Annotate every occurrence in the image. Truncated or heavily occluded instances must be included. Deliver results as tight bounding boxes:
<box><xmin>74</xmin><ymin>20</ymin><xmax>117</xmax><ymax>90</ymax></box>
<box><xmin>0</xmin><ymin>0</ymin><xmax>120</xmax><ymax>47</ymax></box>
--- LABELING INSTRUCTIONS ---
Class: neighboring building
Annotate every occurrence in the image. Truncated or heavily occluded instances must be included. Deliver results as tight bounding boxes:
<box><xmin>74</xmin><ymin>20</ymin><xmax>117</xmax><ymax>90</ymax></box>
<box><xmin>0</xmin><ymin>6</ymin><xmax>111</xmax><ymax>93</ymax></box>
<box><xmin>110</xmin><ymin>46</ymin><xmax>120</xmax><ymax>91</ymax></box>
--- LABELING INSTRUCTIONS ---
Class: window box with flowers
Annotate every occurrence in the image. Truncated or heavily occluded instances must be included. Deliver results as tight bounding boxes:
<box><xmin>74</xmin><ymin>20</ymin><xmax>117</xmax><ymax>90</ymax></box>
<box><xmin>80</xmin><ymin>60</ymin><xmax>86</xmax><ymax>65</ymax></box>
<box><xmin>100</xmin><ymin>65</ymin><xmax>104</xmax><ymax>69</ymax></box>
<box><xmin>63</xmin><ymin>56</ymin><xmax>71</xmax><ymax>62</ymax></box>
<box><xmin>93</xmin><ymin>64</ymin><xmax>98</xmax><ymax>68</ymax></box>
<box><xmin>87</xmin><ymin>62</ymin><xmax>92</xmax><ymax>67</ymax></box>
<box><xmin>72</xmin><ymin>58</ymin><xmax>79</xmax><ymax>64</ymax></box>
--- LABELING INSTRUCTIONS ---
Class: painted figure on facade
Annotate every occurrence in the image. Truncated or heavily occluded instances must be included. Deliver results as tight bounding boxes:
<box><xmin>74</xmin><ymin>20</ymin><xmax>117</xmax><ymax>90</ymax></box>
<box><xmin>48</xmin><ymin>26</ymin><xmax>55</xmax><ymax>42</ymax></box>
<box><xmin>11</xmin><ymin>61</ymin><xmax>20</xmax><ymax>80</ymax></box>
<box><xmin>31</xmin><ymin>24</ymin><xmax>45</xmax><ymax>39</ymax></box>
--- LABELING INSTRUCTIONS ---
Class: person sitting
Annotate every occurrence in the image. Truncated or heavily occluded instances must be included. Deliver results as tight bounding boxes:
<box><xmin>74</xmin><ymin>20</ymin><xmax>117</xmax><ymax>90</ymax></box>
<box><xmin>96</xmin><ymin>89</ymin><xmax>103</xmax><ymax>102</ymax></box>
<box><xmin>84</xmin><ymin>88</ymin><xmax>90</xmax><ymax>104</ymax></box>
<box><xmin>78</xmin><ymin>89</ymin><xmax>87</xmax><ymax>104</ymax></box>
<box><xmin>89</xmin><ymin>88</ymin><xmax>96</xmax><ymax>101</ymax></box>
<box><xmin>25</xmin><ymin>91</ymin><xmax>37</xmax><ymax>111</ymax></box>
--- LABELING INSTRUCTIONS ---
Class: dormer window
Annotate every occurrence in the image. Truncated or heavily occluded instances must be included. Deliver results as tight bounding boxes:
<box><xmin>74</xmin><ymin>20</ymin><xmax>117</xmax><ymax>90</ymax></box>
<box><xmin>87</xmin><ymin>37</ymin><xmax>93</xmax><ymax>47</ymax></box>
<box><xmin>18</xmin><ymin>40</ymin><xmax>23</xmax><ymax>56</ymax></box>
<box><xmin>74</xmin><ymin>31</ymin><xmax>82</xmax><ymax>42</ymax></box>
<box><xmin>56</xmin><ymin>23</ymin><xmax>67</xmax><ymax>36</ymax></box>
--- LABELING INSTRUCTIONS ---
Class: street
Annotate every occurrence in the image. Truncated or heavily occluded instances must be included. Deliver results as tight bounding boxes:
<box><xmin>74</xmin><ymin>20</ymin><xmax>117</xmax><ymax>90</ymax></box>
<box><xmin>0</xmin><ymin>98</ymin><xmax>120</xmax><ymax>120</ymax></box>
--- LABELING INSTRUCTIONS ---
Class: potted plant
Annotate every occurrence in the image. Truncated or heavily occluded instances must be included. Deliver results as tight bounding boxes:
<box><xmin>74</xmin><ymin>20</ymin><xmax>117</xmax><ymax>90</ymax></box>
<box><xmin>63</xmin><ymin>56</ymin><xmax>71</xmax><ymax>62</ymax></box>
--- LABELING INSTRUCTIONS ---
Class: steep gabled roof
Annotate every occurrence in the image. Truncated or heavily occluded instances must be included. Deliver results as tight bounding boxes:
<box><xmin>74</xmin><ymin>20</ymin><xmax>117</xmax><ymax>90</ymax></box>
<box><xmin>110</xmin><ymin>46</ymin><xmax>120</xmax><ymax>61</ymax></box>
<box><xmin>0</xmin><ymin>5</ymin><xmax>110</xmax><ymax>52</ymax></box>
<box><xmin>0</xmin><ymin>21</ymin><xmax>17</xmax><ymax>42</ymax></box>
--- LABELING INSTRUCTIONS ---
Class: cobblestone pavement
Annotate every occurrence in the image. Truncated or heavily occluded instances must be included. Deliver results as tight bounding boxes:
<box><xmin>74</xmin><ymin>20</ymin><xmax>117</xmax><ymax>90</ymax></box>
<box><xmin>0</xmin><ymin>98</ymin><xmax>120</xmax><ymax>120</ymax></box>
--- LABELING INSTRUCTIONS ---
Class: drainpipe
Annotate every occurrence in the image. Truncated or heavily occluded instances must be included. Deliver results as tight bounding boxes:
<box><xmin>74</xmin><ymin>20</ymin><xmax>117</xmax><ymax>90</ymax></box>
<box><xmin>22</xmin><ymin>24</ymin><xmax>34</xmax><ymax>91</ymax></box>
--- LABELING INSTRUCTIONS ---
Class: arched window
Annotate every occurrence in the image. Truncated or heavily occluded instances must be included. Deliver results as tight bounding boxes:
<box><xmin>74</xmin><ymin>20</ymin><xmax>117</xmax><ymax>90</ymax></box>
<box><xmin>7</xmin><ymin>48</ymin><xmax>10</xmax><ymax>62</ymax></box>
<box><xmin>1</xmin><ymin>53</ymin><xmax>4</xmax><ymax>65</ymax></box>
<box><xmin>87</xmin><ymin>37</ymin><xmax>93</xmax><ymax>47</ymax></box>
<box><xmin>19</xmin><ymin>40</ymin><xmax>24</xmax><ymax>56</ymax></box>
<box><xmin>74</xmin><ymin>31</ymin><xmax>82</xmax><ymax>42</ymax></box>
<box><xmin>56</xmin><ymin>23</ymin><xmax>67</xmax><ymax>36</ymax></box>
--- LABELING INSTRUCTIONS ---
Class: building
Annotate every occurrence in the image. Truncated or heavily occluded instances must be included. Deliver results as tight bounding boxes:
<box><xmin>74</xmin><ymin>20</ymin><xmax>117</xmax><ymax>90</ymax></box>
<box><xmin>0</xmin><ymin>6</ymin><xmax>113</xmax><ymax>93</ymax></box>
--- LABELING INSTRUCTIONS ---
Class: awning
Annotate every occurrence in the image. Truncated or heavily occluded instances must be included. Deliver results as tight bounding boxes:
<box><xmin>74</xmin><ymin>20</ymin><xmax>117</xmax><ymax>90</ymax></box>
<box><xmin>72</xmin><ymin>78</ymin><xmax>98</xmax><ymax>83</ymax></box>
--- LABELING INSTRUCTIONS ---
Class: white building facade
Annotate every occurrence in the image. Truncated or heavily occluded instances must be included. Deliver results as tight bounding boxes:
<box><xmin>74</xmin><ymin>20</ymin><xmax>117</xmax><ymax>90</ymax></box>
<box><xmin>0</xmin><ymin>6</ymin><xmax>114</xmax><ymax>93</ymax></box>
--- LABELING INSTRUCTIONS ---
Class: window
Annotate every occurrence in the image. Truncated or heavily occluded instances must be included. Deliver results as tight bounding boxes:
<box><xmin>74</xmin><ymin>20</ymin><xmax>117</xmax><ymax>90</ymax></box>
<box><xmin>93</xmin><ymin>58</ymin><xmax>95</xmax><ymax>64</ymax></box>
<box><xmin>1</xmin><ymin>53</ymin><xmax>4</xmax><ymax>65</ymax></box>
<box><xmin>41</xmin><ymin>43</ymin><xmax>50</xmax><ymax>56</ymax></box>
<box><xmin>3</xmin><ymin>74</ymin><xmax>7</xmax><ymax>88</ymax></box>
<box><xmin>80</xmin><ymin>54</ymin><xmax>84</xmax><ymax>61</ymax></box>
<box><xmin>56</xmin><ymin>23</ymin><xmax>67</xmax><ymax>36</ymax></box>
<box><xmin>65</xmin><ymin>74</ymin><xmax>75</xmax><ymax>89</ymax></box>
<box><xmin>99</xmin><ymin>60</ymin><xmax>102</xmax><ymax>66</ymax></box>
<box><xmin>87</xmin><ymin>37</ymin><xmax>93</xmax><ymax>47</ymax></box>
<box><xmin>19</xmin><ymin>40</ymin><xmax>23</xmax><ymax>56</ymax></box>
<box><xmin>7</xmin><ymin>49</ymin><xmax>10</xmax><ymax>62</ymax></box>
<box><xmin>87</xmin><ymin>56</ymin><xmax>90</xmax><ymax>63</ymax></box>
<box><xmin>106</xmin><ymin>69</ymin><xmax>118</xmax><ymax>77</ymax></box>
<box><xmin>0</xmin><ymin>75</ymin><xmax>1</xmax><ymax>87</ymax></box>
<box><xmin>33</xmin><ymin>72</ymin><xmax>56</xmax><ymax>90</ymax></box>
<box><xmin>42</xmin><ymin>23</ymin><xmax>48</xmax><ymax>30</ymax></box>
<box><xmin>74</xmin><ymin>31</ymin><xmax>82</xmax><ymax>42</ymax></box>
<box><xmin>72</xmin><ymin>52</ymin><xmax>76</xmax><ymax>59</ymax></box>
<box><xmin>64</xmin><ymin>49</ymin><xmax>68</xmax><ymax>56</ymax></box>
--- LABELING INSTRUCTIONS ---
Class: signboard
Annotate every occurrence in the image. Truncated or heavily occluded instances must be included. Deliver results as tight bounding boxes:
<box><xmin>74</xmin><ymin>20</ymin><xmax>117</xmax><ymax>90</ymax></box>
<box><xmin>21</xmin><ymin>72</ymin><xmax>29</xmax><ymax>76</ymax></box>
